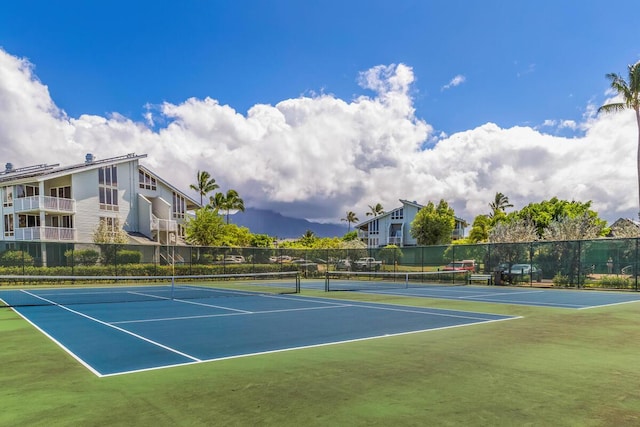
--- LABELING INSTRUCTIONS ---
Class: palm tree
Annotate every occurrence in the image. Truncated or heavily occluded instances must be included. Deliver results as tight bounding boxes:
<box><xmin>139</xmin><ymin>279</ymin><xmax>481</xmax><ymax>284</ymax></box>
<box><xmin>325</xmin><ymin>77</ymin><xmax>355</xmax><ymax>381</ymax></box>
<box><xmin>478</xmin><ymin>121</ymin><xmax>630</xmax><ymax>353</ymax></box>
<box><xmin>366</xmin><ymin>203</ymin><xmax>384</xmax><ymax>217</ymax></box>
<box><xmin>598</xmin><ymin>61</ymin><xmax>640</xmax><ymax>218</ymax></box>
<box><xmin>189</xmin><ymin>170</ymin><xmax>219</xmax><ymax>206</ymax></box>
<box><xmin>489</xmin><ymin>192</ymin><xmax>513</xmax><ymax>218</ymax></box>
<box><xmin>209</xmin><ymin>189</ymin><xmax>245</xmax><ymax>224</ymax></box>
<box><xmin>341</xmin><ymin>211</ymin><xmax>359</xmax><ymax>231</ymax></box>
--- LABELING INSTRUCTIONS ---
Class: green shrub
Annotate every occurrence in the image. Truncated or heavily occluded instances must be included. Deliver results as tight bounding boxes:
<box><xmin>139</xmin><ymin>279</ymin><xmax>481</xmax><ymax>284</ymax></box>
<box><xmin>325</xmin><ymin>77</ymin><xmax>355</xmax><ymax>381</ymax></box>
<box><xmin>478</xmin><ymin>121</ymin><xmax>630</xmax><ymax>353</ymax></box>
<box><xmin>596</xmin><ymin>275</ymin><xmax>631</xmax><ymax>289</ymax></box>
<box><xmin>64</xmin><ymin>249</ymin><xmax>100</xmax><ymax>266</ymax></box>
<box><xmin>552</xmin><ymin>272</ymin><xmax>569</xmax><ymax>287</ymax></box>
<box><xmin>116</xmin><ymin>250</ymin><xmax>142</xmax><ymax>264</ymax></box>
<box><xmin>0</xmin><ymin>250</ymin><xmax>34</xmax><ymax>267</ymax></box>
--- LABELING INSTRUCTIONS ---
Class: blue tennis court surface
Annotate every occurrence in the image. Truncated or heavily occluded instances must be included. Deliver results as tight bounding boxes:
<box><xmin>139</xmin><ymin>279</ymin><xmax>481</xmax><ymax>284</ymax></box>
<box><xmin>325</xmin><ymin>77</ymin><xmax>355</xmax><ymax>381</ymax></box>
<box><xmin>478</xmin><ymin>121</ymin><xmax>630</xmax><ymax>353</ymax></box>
<box><xmin>2</xmin><ymin>288</ymin><xmax>517</xmax><ymax>377</ymax></box>
<box><xmin>309</xmin><ymin>279</ymin><xmax>640</xmax><ymax>309</ymax></box>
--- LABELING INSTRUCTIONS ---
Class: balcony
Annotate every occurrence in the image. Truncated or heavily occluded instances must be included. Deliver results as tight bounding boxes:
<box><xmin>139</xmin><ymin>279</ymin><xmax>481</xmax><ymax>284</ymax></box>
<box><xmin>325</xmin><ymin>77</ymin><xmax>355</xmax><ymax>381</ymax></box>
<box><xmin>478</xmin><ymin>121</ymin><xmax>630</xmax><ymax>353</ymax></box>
<box><xmin>388</xmin><ymin>236</ymin><xmax>403</xmax><ymax>246</ymax></box>
<box><xmin>151</xmin><ymin>215</ymin><xmax>177</xmax><ymax>232</ymax></box>
<box><xmin>15</xmin><ymin>226</ymin><xmax>76</xmax><ymax>241</ymax></box>
<box><xmin>13</xmin><ymin>196</ymin><xmax>76</xmax><ymax>213</ymax></box>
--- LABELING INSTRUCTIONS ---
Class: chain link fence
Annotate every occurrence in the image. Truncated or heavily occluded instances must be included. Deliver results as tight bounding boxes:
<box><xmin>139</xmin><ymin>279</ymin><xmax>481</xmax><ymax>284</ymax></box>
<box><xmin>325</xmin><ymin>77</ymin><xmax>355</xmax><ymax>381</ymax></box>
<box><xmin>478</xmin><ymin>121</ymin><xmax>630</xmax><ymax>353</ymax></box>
<box><xmin>0</xmin><ymin>238</ymin><xmax>637</xmax><ymax>290</ymax></box>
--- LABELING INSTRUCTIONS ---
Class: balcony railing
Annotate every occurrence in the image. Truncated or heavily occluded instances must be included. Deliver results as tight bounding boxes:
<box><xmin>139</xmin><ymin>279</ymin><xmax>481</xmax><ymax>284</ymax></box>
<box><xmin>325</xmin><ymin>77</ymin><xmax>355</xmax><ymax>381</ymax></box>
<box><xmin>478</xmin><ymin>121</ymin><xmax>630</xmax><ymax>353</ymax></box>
<box><xmin>388</xmin><ymin>236</ymin><xmax>403</xmax><ymax>246</ymax></box>
<box><xmin>13</xmin><ymin>196</ymin><xmax>76</xmax><ymax>213</ymax></box>
<box><xmin>151</xmin><ymin>215</ymin><xmax>178</xmax><ymax>232</ymax></box>
<box><xmin>15</xmin><ymin>227</ymin><xmax>76</xmax><ymax>241</ymax></box>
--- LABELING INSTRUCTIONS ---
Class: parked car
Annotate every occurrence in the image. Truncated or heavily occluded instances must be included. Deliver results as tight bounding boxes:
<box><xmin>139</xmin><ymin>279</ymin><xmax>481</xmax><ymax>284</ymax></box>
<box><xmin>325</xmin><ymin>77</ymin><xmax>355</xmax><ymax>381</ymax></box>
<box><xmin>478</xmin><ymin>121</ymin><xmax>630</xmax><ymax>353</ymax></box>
<box><xmin>335</xmin><ymin>259</ymin><xmax>352</xmax><ymax>271</ymax></box>
<box><xmin>503</xmin><ymin>263</ymin><xmax>542</xmax><ymax>281</ymax></box>
<box><xmin>443</xmin><ymin>260</ymin><xmax>477</xmax><ymax>272</ymax></box>
<box><xmin>353</xmin><ymin>257</ymin><xmax>382</xmax><ymax>271</ymax></box>
<box><xmin>269</xmin><ymin>255</ymin><xmax>293</xmax><ymax>263</ymax></box>
<box><xmin>223</xmin><ymin>255</ymin><xmax>245</xmax><ymax>263</ymax></box>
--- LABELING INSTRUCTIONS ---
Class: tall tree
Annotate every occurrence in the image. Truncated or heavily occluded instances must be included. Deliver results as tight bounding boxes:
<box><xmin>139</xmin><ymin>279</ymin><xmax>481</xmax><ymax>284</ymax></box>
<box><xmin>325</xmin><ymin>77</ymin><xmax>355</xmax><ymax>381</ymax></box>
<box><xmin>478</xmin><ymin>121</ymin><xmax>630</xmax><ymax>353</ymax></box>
<box><xmin>209</xmin><ymin>189</ymin><xmax>245</xmax><ymax>224</ymax></box>
<box><xmin>189</xmin><ymin>170</ymin><xmax>219</xmax><ymax>206</ymax></box>
<box><xmin>598</xmin><ymin>61</ymin><xmax>640</xmax><ymax>218</ymax></box>
<box><xmin>489</xmin><ymin>192</ymin><xmax>513</xmax><ymax>218</ymax></box>
<box><xmin>515</xmin><ymin>197</ymin><xmax>607</xmax><ymax>238</ymax></box>
<box><xmin>410</xmin><ymin>199</ymin><xmax>456</xmax><ymax>245</ymax></box>
<box><xmin>341</xmin><ymin>211</ymin><xmax>359</xmax><ymax>231</ymax></box>
<box><xmin>468</xmin><ymin>214</ymin><xmax>491</xmax><ymax>243</ymax></box>
<box><xmin>366</xmin><ymin>203</ymin><xmax>385</xmax><ymax>217</ymax></box>
<box><xmin>184</xmin><ymin>207</ymin><xmax>226</xmax><ymax>246</ymax></box>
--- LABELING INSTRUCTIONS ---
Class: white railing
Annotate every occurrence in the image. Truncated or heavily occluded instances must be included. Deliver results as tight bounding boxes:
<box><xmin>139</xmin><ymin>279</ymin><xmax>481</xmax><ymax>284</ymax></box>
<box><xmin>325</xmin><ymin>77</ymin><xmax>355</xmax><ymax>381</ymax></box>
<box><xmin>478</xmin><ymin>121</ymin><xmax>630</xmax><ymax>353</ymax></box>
<box><xmin>13</xmin><ymin>196</ymin><xmax>76</xmax><ymax>213</ymax></box>
<box><xmin>15</xmin><ymin>227</ymin><xmax>76</xmax><ymax>241</ymax></box>
<box><xmin>151</xmin><ymin>215</ymin><xmax>177</xmax><ymax>232</ymax></box>
<box><xmin>388</xmin><ymin>236</ymin><xmax>403</xmax><ymax>246</ymax></box>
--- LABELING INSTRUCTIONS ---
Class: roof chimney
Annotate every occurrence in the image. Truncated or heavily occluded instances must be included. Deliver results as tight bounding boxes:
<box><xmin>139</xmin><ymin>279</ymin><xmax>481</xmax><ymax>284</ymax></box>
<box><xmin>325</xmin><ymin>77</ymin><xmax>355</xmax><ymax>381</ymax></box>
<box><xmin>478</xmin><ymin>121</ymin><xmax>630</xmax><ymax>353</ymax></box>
<box><xmin>85</xmin><ymin>153</ymin><xmax>95</xmax><ymax>163</ymax></box>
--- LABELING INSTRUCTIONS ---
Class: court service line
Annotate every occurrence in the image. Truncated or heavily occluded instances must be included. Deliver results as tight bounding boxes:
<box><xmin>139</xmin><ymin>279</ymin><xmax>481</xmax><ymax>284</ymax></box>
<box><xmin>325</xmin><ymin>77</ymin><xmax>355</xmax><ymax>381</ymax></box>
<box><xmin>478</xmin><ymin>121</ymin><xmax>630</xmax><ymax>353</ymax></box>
<box><xmin>19</xmin><ymin>289</ymin><xmax>202</xmax><ymax>363</ymax></box>
<box><xmin>172</xmin><ymin>298</ymin><xmax>253</xmax><ymax>312</ymax></box>
<box><xmin>112</xmin><ymin>304</ymin><xmax>351</xmax><ymax>324</ymax></box>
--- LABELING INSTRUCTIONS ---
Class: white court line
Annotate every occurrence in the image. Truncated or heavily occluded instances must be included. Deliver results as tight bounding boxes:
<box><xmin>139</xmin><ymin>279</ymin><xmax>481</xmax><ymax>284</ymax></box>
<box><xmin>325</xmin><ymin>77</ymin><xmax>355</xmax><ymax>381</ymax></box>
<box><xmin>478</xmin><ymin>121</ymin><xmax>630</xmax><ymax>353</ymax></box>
<box><xmin>112</xmin><ymin>304</ymin><xmax>350</xmax><ymax>324</ymax></box>
<box><xmin>102</xmin><ymin>315</ymin><xmax>522</xmax><ymax>377</ymax></box>
<box><xmin>346</xmin><ymin>301</ymin><xmax>514</xmax><ymax>322</ymax></box>
<box><xmin>19</xmin><ymin>290</ymin><xmax>202</xmax><ymax>364</ymax></box>
<box><xmin>577</xmin><ymin>299</ymin><xmax>640</xmax><ymax>310</ymax></box>
<box><xmin>460</xmin><ymin>290</ymin><xmax>545</xmax><ymax>299</ymax></box>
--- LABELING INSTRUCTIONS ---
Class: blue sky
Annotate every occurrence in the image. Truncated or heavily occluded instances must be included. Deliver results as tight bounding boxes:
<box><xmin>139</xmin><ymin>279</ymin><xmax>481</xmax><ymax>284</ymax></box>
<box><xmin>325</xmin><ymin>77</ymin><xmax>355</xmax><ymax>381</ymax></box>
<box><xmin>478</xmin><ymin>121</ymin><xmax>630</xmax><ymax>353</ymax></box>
<box><xmin>3</xmin><ymin>0</ymin><xmax>637</xmax><ymax>136</ymax></box>
<box><xmin>0</xmin><ymin>1</ymin><xmax>639</xmax><ymax>225</ymax></box>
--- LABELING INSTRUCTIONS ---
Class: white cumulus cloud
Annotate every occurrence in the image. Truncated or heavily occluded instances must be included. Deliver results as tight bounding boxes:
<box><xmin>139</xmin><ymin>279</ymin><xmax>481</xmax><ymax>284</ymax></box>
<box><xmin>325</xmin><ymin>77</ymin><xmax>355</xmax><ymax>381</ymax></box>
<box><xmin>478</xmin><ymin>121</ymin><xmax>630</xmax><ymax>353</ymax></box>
<box><xmin>0</xmin><ymin>48</ymin><xmax>636</xmax><ymax>226</ymax></box>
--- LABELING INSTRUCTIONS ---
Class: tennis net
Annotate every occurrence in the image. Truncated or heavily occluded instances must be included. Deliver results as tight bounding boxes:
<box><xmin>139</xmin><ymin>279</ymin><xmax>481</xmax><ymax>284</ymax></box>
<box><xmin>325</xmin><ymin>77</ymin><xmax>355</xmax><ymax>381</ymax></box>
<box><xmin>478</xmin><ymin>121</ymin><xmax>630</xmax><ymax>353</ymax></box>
<box><xmin>0</xmin><ymin>271</ymin><xmax>300</xmax><ymax>307</ymax></box>
<box><xmin>325</xmin><ymin>270</ymin><xmax>468</xmax><ymax>292</ymax></box>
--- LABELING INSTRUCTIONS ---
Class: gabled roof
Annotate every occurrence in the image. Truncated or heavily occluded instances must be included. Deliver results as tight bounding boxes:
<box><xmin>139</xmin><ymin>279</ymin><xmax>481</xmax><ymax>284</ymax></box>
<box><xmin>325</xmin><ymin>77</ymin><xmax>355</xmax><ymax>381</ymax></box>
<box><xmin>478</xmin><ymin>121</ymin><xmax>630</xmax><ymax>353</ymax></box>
<box><xmin>138</xmin><ymin>164</ymin><xmax>201</xmax><ymax>209</ymax></box>
<box><xmin>0</xmin><ymin>153</ymin><xmax>147</xmax><ymax>184</ymax></box>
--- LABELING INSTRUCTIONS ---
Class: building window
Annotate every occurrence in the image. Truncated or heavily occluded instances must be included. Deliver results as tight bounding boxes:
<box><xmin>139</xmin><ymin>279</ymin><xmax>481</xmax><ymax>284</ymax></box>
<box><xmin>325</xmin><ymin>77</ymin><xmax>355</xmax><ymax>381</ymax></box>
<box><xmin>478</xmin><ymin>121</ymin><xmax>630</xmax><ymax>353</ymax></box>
<box><xmin>50</xmin><ymin>186</ymin><xmax>71</xmax><ymax>198</ymax></box>
<box><xmin>391</xmin><ymin>208</ymin><xmax>403</xmax><ymax>220</ymax></box>
<box><xmin>3</xmin><ymin>186</ymin><xmax>13</xmax><ymax>207</ymax></box>
<box><xmin>139</xmin><ymin>170</ymin><xmax>157</xmax><ymax>191</ymax></box>
<box><xmin>99</xmin><ymin>217</ymin><xmax>120</xmax><ymax>239</ymax></box>
<box><xmin>173</xmin><ymin>192</ymin><xmax>186</xmax><ymax>219</ymax></box>
<box><xmin>99</xmin><ymin>166</ymin><xmax>119</xmax><ymax>211</ymax></box>
<box><xmin>370</xmin><ymin>219</ymin><xmax>379</xmax><ymax>235</ymax></box>
<box><xmin>16</xmin><ymin>185</ymin><xmax>39</xmax><ymax>198</ymax></box>
<box><xmin>51</xmin><ymin>215</ymin><xmax>73</xmax><ymax>228</ymax></box>
<box><xmin>4</xmin><ymin>214</ymin><xmax>14</xmax><ymax>237</ymax></box>
<box><xmin>18</xmin><ymin>214</ymin><xmax>41</xmax><ymax>228</ymax></box>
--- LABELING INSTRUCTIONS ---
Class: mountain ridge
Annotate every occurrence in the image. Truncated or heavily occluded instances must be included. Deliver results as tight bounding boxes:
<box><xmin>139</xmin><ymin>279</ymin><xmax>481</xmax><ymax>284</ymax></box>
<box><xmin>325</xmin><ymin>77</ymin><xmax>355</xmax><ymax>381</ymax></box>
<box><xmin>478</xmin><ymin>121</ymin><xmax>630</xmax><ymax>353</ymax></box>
<box><xmin>228</xmin><ymin>208</ymin><xmax>348</xmax><ymax>238</ymax></box>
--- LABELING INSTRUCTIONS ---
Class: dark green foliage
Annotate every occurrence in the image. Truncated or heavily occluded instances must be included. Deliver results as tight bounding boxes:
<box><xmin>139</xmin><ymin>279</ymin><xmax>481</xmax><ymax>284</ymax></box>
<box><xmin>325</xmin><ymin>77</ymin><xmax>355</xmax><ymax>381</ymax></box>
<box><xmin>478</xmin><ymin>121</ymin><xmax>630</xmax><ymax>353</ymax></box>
<box><xmin>0</xmin><ymin>250</ymin><xmax>34</xmax><ymax>267</ymax></box>
<box><xmin>378</xmin><ymin>245</ymin><xmax>403</xmax><ymax>265</ymax></box>
<box><xmin>115</xmin><ymin>250</ymin><xmax>142</xmax><ymax>264</ymax></box>
<box><xmin>410</xmin><ymin>199</ymin><xmax>456</xmax><ymax>245</ymax></box>
<box><xmin>64</xmin><ymin>249</ymin><xmax>99</xmax><ymax>266</ymax></box>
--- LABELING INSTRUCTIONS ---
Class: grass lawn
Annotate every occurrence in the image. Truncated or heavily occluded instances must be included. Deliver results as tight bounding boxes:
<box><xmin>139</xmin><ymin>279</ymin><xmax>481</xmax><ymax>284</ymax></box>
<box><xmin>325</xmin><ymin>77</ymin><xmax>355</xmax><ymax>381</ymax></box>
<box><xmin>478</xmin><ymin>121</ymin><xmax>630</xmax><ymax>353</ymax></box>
<box><xmin>2</xmin><ymin>290</ymin><xmax>640</xmax><ymax>426</ymax></box>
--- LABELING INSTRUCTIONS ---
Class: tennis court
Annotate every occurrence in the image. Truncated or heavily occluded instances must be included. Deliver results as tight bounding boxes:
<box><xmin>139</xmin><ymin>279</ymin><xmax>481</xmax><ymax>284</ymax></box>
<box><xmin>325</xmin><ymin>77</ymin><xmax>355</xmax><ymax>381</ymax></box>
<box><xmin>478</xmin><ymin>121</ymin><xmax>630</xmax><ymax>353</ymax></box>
<box><xmin>320</xmin><ymin>271</ymin><xmax>640</xmax><ymax>309</ymax></box>
<box><xmin>0</xmin><ymin>275</ymin><xmax>517</xmax><ymax>377</ymax></box>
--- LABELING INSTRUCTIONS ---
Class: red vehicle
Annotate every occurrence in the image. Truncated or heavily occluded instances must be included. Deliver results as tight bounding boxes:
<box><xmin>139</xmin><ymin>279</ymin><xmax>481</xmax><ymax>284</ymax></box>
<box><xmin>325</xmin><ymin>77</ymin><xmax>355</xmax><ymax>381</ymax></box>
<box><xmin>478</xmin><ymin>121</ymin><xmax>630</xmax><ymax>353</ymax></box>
<box><xmin>443</xmin><ymin>260</ymin><xmax>477</xmax><ymax>272</ymax></box>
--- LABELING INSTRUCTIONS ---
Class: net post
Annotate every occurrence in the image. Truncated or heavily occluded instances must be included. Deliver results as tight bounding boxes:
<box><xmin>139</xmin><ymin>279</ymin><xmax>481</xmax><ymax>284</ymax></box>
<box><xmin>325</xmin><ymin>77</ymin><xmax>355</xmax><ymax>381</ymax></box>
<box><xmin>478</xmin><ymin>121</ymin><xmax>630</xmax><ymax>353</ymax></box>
<box><xmin>296</xmin><ymin>273</ymin><xmax>301</xmax><ymax>293</ymax></box>
<box><xmin>405</xmin><ymin>272</ymin><xmax>409</xmax><ymax>289</ymax></box>
<box><xmin>325</xmin><ymin>270</ymin><xmax>329</xmax><ymax>292</ymax></box>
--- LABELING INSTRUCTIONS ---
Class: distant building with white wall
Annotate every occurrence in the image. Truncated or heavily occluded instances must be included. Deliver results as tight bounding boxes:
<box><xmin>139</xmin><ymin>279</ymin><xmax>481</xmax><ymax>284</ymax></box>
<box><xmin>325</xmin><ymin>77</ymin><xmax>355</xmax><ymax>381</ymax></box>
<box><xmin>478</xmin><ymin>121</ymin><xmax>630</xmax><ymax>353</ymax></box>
<box><xmin>355</xmin><ymin>199</ymin><xmax>466</xmax><ymax>247</ymax></box>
